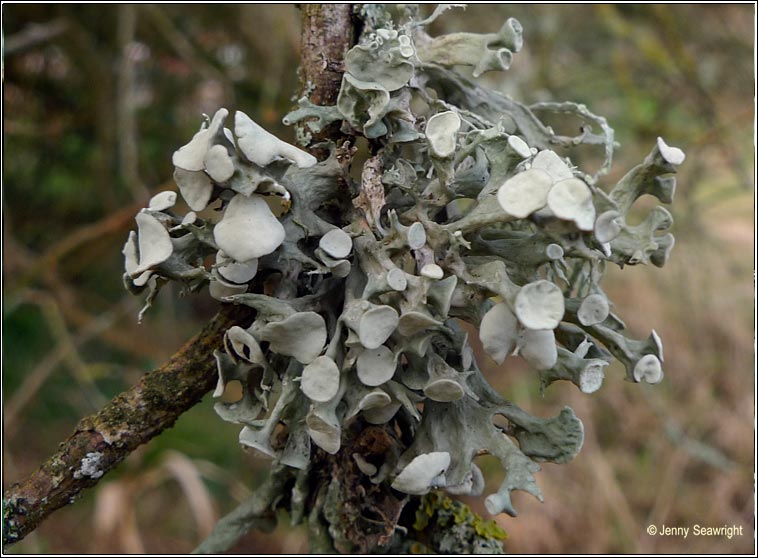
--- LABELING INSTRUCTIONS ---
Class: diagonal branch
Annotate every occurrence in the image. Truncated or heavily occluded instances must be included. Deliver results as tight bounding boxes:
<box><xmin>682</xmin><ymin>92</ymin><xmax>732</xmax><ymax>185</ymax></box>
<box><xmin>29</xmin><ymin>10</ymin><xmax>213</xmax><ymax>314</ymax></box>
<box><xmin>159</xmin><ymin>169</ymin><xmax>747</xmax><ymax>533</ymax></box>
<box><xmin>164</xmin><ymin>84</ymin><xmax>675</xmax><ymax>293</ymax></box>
<box><xmin>2</xmin><ymin>304</ymin><xmax>254</xmax><ymax>548</ymax></box>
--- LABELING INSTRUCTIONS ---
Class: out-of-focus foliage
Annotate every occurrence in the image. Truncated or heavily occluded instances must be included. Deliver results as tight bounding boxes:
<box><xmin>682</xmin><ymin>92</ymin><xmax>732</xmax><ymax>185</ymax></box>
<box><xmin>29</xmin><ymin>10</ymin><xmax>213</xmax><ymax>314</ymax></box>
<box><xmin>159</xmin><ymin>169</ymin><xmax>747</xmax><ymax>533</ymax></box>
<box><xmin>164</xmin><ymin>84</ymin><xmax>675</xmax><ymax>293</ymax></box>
<box><xmin>2</xmin><ymin>4</ymin><xmax>753</xmax><ymax>554</ymax></box>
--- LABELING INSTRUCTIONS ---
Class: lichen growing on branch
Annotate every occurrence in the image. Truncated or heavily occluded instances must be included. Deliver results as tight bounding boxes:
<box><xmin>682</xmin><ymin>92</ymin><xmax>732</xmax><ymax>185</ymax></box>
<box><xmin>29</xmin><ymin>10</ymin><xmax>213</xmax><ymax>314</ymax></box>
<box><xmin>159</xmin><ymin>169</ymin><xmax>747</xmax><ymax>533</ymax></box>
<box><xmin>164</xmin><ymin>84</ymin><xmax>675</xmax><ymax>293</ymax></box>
<box><xmin>122</xmin><ymin>3</ymin><xmax>682</xmax><ymax>547</ymax></box>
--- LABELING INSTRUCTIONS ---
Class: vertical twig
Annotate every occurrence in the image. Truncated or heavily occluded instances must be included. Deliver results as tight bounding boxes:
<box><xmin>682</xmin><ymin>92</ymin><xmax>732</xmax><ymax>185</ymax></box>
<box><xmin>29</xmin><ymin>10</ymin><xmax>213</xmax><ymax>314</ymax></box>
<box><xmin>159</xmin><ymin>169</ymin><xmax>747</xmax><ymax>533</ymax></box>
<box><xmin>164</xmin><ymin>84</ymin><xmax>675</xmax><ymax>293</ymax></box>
<box><xmin>116</xmin><ymin>4</ymin><xmax>149</xmax><ymax>202</ymax></box>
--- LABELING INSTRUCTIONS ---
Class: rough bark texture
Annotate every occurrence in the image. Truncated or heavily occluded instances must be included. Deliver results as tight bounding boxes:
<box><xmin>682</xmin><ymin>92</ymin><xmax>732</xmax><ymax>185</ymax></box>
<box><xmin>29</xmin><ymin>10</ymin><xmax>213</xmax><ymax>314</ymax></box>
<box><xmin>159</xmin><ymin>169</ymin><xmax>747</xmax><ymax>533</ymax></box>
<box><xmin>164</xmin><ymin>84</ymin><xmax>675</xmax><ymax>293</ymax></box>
<box><xmin>298</xmin><ymin>4</ymin><xmax>355</xmax><ymax>107</ymax></box>
<box><xmin>296</xmin><ymin>4</ymin><xmax>357</xmax><ymax>157</ymax></box>
<box><xmin>2</xmin><ymin>304</ymin><xmax>254</xmax><ymax>548</ymax></box>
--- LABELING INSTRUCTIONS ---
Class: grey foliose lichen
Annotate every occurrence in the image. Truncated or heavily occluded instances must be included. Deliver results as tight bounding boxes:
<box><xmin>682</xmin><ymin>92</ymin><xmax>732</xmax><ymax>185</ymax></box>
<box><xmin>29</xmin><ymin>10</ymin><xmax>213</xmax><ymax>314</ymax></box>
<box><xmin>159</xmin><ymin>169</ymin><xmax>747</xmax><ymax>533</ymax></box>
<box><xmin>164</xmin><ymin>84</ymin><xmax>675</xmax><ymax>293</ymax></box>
<box><xmin>122</xmin><ymin>8</ymin><xmax>682</xmax><ymax>518</ymax></box>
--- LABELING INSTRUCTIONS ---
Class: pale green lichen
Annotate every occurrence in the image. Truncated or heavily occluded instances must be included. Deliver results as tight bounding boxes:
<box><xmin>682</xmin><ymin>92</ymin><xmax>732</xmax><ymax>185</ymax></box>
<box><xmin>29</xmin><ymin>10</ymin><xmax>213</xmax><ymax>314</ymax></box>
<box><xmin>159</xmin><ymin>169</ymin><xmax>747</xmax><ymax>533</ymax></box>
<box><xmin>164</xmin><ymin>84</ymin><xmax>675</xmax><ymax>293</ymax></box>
<box><xmin>123</xmin><ymin>3</ymin><xmax>681</xmax><ymax>531</ymax></box>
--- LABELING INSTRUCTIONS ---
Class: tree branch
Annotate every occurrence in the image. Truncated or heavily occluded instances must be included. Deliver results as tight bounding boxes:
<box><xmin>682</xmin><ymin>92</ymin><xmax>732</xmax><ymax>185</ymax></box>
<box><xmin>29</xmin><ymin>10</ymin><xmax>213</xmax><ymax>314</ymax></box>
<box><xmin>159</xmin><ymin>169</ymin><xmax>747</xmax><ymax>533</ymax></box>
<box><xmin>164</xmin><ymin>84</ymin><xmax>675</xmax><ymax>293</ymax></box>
<box><xmin>298</xmin><ymin>4</ymin><xmax>356</xmax><ymax>107</ymax></box>
<box><xmin>2</xmin><ymin>304</ymin><xmax>254</xmax><ymax>548</ymax></box>
<box><xmin>3</xmin><ymin>19</ymin><xmax>69</xmax><ymax>56</ymax></box>
<box><xmin>296</xmin><ymin>3</ymin><xmax>357</xmax><ymax>156</ymax></box>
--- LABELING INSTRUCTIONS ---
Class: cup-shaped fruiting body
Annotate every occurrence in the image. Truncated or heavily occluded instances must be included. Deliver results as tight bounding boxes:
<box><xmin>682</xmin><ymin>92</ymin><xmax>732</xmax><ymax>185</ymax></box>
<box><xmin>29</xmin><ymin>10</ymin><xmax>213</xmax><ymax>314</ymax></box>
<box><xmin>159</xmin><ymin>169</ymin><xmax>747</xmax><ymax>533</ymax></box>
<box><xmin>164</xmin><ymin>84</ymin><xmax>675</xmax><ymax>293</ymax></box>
<box><xmin>223</xmin><ymin>325</ymin><xmax>266</xmax><ymax>366</ymax></box>
<box><xmin>497</xmin><ymin>168</ymin><xmax>553</xmax><ymax>218</ymax></box>
<box><xmin>133</xmin><ymin>212</ymin><xmax>173</xmax><ymax>275</ymax></box>
<box><xmin>363</xmin><ymin>268</ymin><xmax>408</xmax><ymax>299</ymax></box>
<box><xmin>547</xmin><ymin>177</ymin><xmax>596</xmax><ymax>231</ymax></box>
<box><xmin>655</xmin><ymin>137</ymin><xmax>686</xmax><ymax>167</ymax></box>
<box><xmin>507</xmin><ymin>135</ymin><xmax>532</xmax><ymax>159</ymax></box>
<box><xmin>315</xmin><ymin>248</ymin><xmax>352</xmax><ymax>278</ymax></box>
<box><xmin>397</xmin><ymin>33</ymin><xmax>415</xmax><ymax>58</ymax></box>
<box><xmin>425</xmin><ymin>111</ymin><xmax>461</xmax><ymax>159</ymax></box>
<box><xmin>516</xmin><ymin>328</ymin><xmax>558</xmax><ymax>370</ymax></box>
<box><xmin>545</xmin><ymin>243</ymin><xmax>564</xmax><ymax>261</ymax></box>
<box><xmin>203</xmin><ymin>144</ymin><xmax>235</xmax><ymax>183</ymax></box>
<box><xmin>356</xmin><ymin>345</ymin><xmax>396</xmax><ymax>386</ymax></box>
<box><xmin>423</xmin><ymin>353</ymin><xmax>466</xmax><ymax>402</ymax></box>
<box><xmin>391</xmin><ymin>451</ymin><xmax>451</xmax><ymax>495</ymax></box>
<box><xmin>594</xmin><ymin>210</ymin><xmax>623</xmax><ymax>244</ymax></box>
<box><xmin>633</xmin><ymin>354</ymin><xmax>663</xmax><ymax>384</ymax></box>
<box><xmin>214</xmin><ymin>194</ymin><xmax>286</xmax><ymax>262</ymax></box>
<box><xmin>209</xmin><ymin>275</ymin><xmax>248</xmax><ymax>301</ymax></box>
<box><xmin>358</xmin><ymin>304</ymin><xmax>399</xmax><ymax>349</ymax></box>
<box><xmin>212</xmin><ymin>350</ymin><xmax>264</xmax><ymax>426</ymax></box>
<box><xmin>352</xmin><ymin>453</ymin><xmax>378</xmax><ymax>477</ymax></box>
<box><xmin>173</xmin><ymin>168</ymin><xmax>213</xmax><ymax>212</ymax></box>
<box><xmin>541</xmin><ymin>348</ymin><xmax>608</xmax><ymax>394</ymax></box>
<box><xmin>306</xmin><ymin>385</ymin><xmax>345</xmax><ymax>455</ymax></box>
<box><xmin>216</xmin><ymin>250</ymin><xmax>258</xmax><ymax>285</ymax></box>
<box><xmin>386</xmin><ymin>210</ymin><xmax>427</xmax><ymax>250</ymax></box>
<box><xmin>122</xmin><ymin>231</ymin><xmax>152</xmax><ymax>288</ymax></box>
<box><xmin>234</xmin><ymin>110</ymin><xmax>316</xmax><ymax>168</ymax></box>
<box><xmin>514</xmin><ymin>280</ymin><xmax>565</xmax><ymax>330</ymax></box>
<box><xmin>173</xmin><ymin>108</ymin><xmax>228</xmax><ymax>172</ymax></box>
<box><xmin>480</xmin><ymin>302</ymin><xmax>519</xmax><ymax>364</ymax></box>
<box><xmin>258</xmin><ymin>312</ymin><xmax>327</xmax><ymax>365</ymax></box>
<box><xmin>531</xmin><ymin>149</ymin><xmax>574</xmax><ymax>182</ymax></box>
<box><xmin>576</xmin><ymin>294</ymin><xmax>610</xmax><ymax>326</ymax></box>
<box><xmin>319</xmin><ymin>228</ymin><xmax>353</xmax><ymax>259</ymax></box>
<box><xmin>148</xmin><ymin>191</ymin><xmax>177</xmax><ymax>212</ymax></box>
<box><xmin>407</xmin><ymin>222</ymin><xmax>427</xmax><ymax>250</ymax></box>
<box><xmin>586</xmin><ymin>323</ymin><xmax>664</xmax><ymax>383</ymax></box>
<box><xmin>301</xmin><ymin>355</ymin><xmax>341</xmax><ymax>402</ymax></box>
<box><xmin>420</xmin><ymin>263</ymin><xmax>444</xmax><ymax>280</ymax></box>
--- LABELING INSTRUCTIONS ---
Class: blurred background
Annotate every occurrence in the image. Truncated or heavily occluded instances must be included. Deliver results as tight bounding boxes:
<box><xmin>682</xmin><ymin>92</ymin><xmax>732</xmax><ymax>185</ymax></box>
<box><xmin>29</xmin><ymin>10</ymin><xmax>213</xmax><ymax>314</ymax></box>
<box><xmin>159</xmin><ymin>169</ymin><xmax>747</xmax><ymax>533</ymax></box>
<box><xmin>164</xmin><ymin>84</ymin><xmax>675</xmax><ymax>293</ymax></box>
<box><xmin>2</xmin><ymin>4</ymin><xmax>754</xmax><ymax>554</ymax></box>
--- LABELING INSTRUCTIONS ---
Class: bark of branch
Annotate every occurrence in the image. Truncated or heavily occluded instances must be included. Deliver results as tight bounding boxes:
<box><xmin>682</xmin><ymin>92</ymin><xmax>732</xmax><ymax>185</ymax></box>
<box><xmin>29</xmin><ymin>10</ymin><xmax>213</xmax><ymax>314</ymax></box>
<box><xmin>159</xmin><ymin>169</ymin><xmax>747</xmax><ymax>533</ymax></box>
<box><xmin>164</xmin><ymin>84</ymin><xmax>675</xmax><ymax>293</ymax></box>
<box><xmin>2</xmin><ymin>304</ymin><xmax>254</xmax><ymax>548</ymax></box>
<box><xmin>296</xmin><ymin>4</ymin><xmax>357</xmax><ymax>156</ymax></box>
<box><xmin>298</xmin><ymin>4</ymin><xmax>355</xmax><ymax>107</ymax></box>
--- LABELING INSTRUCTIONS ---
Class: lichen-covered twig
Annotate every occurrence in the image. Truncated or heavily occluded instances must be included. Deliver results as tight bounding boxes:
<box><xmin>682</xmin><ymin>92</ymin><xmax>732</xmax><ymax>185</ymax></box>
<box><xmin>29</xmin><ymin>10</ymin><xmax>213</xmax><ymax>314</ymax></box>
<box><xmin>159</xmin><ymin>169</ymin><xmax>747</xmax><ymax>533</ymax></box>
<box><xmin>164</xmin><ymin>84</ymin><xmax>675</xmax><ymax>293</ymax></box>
<box><xmin>2</xmin><ymin>304</ymin><xmax>253</xmax><ymax>548</ymax></box>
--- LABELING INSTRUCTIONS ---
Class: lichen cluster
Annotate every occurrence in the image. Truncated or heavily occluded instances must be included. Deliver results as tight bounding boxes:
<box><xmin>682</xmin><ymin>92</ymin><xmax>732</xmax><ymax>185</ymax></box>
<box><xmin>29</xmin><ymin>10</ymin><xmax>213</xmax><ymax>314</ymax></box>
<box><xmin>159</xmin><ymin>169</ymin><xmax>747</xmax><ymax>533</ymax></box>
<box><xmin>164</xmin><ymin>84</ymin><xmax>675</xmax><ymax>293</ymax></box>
<box><xmin>122</xmin><ymin>7</ymin><xmax>682</xmax><ymax>519</ymax></box>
